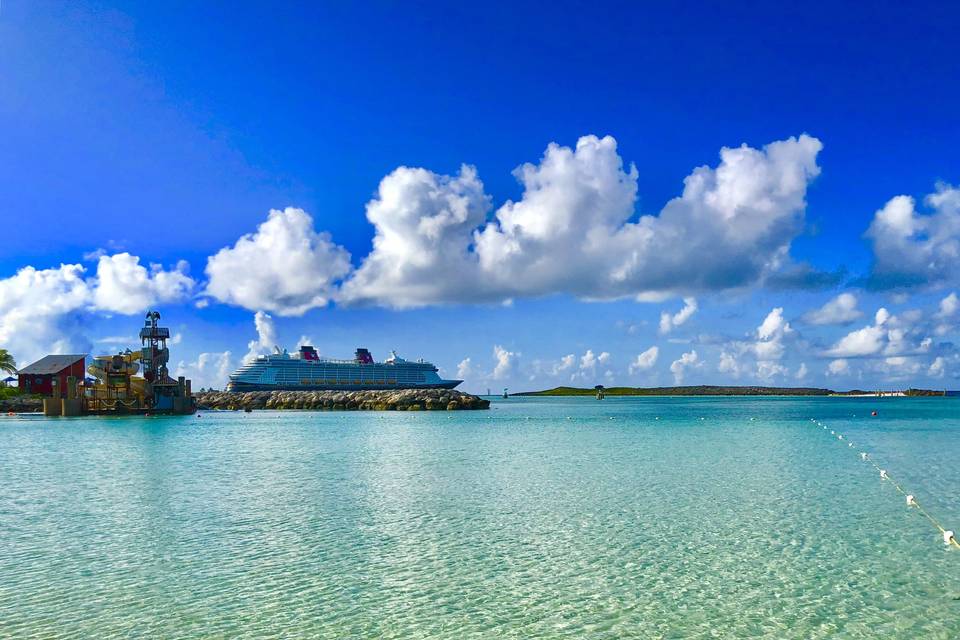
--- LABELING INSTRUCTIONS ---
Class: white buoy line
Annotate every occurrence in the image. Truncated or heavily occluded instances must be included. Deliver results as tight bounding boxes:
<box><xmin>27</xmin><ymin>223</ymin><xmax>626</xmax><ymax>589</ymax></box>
<box><xmin>810</xmin><ymin>418</ymin><xmax>959</xmax><ymax>550</ymax></box>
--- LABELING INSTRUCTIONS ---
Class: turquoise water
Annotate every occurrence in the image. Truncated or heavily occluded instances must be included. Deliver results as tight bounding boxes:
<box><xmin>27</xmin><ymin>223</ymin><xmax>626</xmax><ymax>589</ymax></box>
<box><xmin>1</xmin><ymin>397</ymin><xmax>958</xmax><ymax>638</ymax></box>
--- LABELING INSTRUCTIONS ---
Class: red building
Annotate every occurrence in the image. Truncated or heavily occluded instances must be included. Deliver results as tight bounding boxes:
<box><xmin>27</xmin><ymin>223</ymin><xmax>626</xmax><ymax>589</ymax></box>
<box><xmin>18</xmin><ymin>355</ymin><xmax>87</xmax><ymax>397</ymax></box>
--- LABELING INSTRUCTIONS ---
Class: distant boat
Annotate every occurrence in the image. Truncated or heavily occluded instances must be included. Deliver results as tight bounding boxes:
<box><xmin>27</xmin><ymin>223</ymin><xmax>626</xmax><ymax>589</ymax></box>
<box><xmin>227</xmin><ymin>346</ymin><xmax>461</xmax><ymax>392</ymax></box>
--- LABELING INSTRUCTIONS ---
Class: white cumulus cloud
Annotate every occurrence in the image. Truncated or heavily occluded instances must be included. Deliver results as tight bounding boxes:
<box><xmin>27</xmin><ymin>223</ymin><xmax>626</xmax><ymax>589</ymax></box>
<box><xmin>338</xmin><ymin>166</ymin><xmax>490</xmax><ymax>307</ymax></box>
<box><xmin>205</xmin><ymin>207</ymin><xmax>352</xmax><ymax>316</ymax></box>
<box><xmin>718</xmin><ymin>351</ymin><xmax>742</xmax><ymax>377</ymax></box>
<box><xmin>629</xmin><ymin>346</ymin><xmax>659</xmax><ymax>373</ymax></box>
<box><xmin>712</xmin><ymin>306</ymin><xmax>795</xmax><ymax>382</ymax></box>
<box><xmin>879</xmin><ymin>356</ymin><xmax>922</xmax><ymax>378</ymax></box>
<box><xmin>659</xmin><ymin>297</ymin><xmax>698</xmax><ymax>334</ymax></box>
<box><xmin>865</xmin><ymin>183</ymin><xmax>960</xmax><ymax>288</ymax></box>
<box><xmin>0</xmin><ymin>255</ymin><xmax>195</xmax><ymax>365</ymax></box>
<box><xmin>802</xmin><ymin>293</ymin><xmax>861</xmax><ymax>325</ymax></box>
<box><xmin>92</xmin><ymin>253</ymin><xmax>194</xmax><ymax>314</ymax></box>
<box><xmin>244</xmin><ymin>311</ymin><xmax>278</xmax><ymax>363</ymax></box>
<box><xmin>176</xmin><ymin>351</ymin><xmax>233</xmax><ymax>390</ymax></box>
<box><xmin>578</xmin><ymin>349</ymin><xmax>610</xmax><ymax>376</ymax></box>
<box><xmin>935</xmin><ymin>292</ymin><xmax>960</xmax><ymax>336</ymax></box>
<box><xmin>827</xmin><ymin>326</ymin><xmax>885</xmax><ymax>358</ymax></box>
<box><xmin>754</xmin><ymin>307</ymin><xmax>793</xmax><ymax>362</ymax></box>
<box><xmin>937</xmin><ymin>292</ymin><xmax>958</xmax><ymax>319</ymax></box>
<box><xmin>670</xmin><ymin>350</ymin><xmax>700</xmax><ymax>383</ymax></box>
<box><xmin>824</xmin><ymin>307</ymin><xmax>931</xmax><ymax>359</ymax></box>
<box><xmin>929</xmin><ymin>356</ymin><xmax>946</xmax><ymax>378</ymax></box>
<box><xmin>492</xmin><ymin>345</ymin><xmax>518</xmax><ymax>380</ymax></box>
<box><xmin>756</xmin><ymin>361</ymin><xmax>788</xmax><ymax>381</ymax></box>
<box><xmin>827</xmin><ymin>359</ymin><xmax>850</xmax><ymax>376</ymax></box>
<box><xmin>456</xmin><ymin>357</ymin><xmax>474</xmax><ymax>380</ymax></box>
<box><xmin>0</xmin><ymin>264</ymin><xmax>92</xmax><ymax>364</ymax></box>
<box><xmin>339</xmin><ymin>133</ymin><xmax>823</xmax><ymax>306</ymax></box>
<box><xmin>553</xmin><ymin>354</ymin><xmax>576</xmax><ymax>375</ymax></box>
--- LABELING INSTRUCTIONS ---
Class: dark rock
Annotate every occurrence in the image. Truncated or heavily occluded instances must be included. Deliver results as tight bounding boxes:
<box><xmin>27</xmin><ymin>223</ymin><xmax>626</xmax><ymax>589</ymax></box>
<box><xmin>192</xmin><ymin>389</ymin><xmax>489</xmax><ymax>412</ymax></box>
<box><xmin>0</xmin><ymin>396</ymin><xmax>43</xmax><ymax>413</ymax></box>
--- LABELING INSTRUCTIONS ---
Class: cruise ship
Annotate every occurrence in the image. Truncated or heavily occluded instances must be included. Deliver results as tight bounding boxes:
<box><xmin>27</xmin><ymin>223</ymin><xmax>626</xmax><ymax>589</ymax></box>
<box><xmin>226</xmin><ymin>346</ymin><xmax>462</xmax><ymax>392</ymax></box>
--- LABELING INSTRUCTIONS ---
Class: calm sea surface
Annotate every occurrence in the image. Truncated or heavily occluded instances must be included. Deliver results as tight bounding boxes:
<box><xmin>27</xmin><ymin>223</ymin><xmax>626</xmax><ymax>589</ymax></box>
<box><xmin>1</xmin><ymin>397</ymin><xmax>958</xmax><ymax>638</ymax></box>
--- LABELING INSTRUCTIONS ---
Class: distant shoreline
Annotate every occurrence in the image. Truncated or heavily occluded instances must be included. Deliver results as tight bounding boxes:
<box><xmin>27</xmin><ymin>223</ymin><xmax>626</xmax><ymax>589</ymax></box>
<box><xmin>514</xmin><ymin>385</ymin><xmax>950</xmax><ymax>397</ymax></box>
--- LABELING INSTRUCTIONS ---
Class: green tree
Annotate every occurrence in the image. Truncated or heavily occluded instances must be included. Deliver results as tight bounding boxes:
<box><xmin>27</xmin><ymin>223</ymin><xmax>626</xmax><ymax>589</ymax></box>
<box><xmin>0</xmin><ymin>349</ymin><xmax>17</xmax><ymax>376</ymax></box>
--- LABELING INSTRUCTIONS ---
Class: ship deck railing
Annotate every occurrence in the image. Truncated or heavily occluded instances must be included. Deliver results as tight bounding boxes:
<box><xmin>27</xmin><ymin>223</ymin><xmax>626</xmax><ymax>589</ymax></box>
<box><xmin>265</xmin><ymin>357</ymin><xmax>426</xmax><ymax>366</ymax></box>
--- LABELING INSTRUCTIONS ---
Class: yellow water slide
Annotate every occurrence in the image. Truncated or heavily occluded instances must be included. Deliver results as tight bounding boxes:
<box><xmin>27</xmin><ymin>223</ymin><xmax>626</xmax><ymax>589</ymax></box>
<box><xmin>87</xmin><ymin>350</ymin><xmax>150</xmax><ymax>404</ymax></box>
<box><xmin>87</xmin><ymin>350</ymin><xmax>141</xmax><ymax>379</ymax></box>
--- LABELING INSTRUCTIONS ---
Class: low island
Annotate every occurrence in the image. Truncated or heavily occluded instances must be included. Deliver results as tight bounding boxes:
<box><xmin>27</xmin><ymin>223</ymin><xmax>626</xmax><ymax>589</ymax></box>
<box><xmin>515</xmin><ymin>385</ymin><xmax>948</xmax><ymax>397</ymax></box>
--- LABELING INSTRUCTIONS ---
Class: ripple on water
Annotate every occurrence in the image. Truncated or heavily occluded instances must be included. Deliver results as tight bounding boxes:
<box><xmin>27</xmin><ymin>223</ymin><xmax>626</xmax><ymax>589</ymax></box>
<box><xmin>0</xmin><ymin>397</ymin><xmax>958</xmax><ymax>638</ymax></box>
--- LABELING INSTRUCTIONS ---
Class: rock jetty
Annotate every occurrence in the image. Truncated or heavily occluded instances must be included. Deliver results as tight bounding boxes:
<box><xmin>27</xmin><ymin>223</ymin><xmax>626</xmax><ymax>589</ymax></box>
<box><xmin>194</xmin><ymin>389</ymin><xmax>490</xmax><ymax>411</ymax></box>
<box><xmin>1</xmin><ymin>396</ymin><xmax>42</xmax><ymax>413</ymax></box>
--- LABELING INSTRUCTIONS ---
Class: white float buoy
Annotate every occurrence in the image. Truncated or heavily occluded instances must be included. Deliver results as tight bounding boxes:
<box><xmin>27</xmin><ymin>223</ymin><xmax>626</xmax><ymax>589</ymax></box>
<box><xmin>944</xmin><ymin>530</ymin><xmax>955</xmax><ymax>546</ymax></box>
<box><xmin>906</xmin><ymin>495</ymin><xmax>916</xmax><ymax>506</ymax></box>
<box><xmin>838</xmin><ymin>434</ymin><xmax>843</xmax><ymax>440</ymax></box>
<box><xmin>861</xmin><ymin>452</ymin><xmax>869</xmax><ymax>461</ymax></box>
<box><xmin>848</xmin><ymin>442</ymin><xmax>853</xmax><ymax>447</ymax></box>
<box><xmin>831</xmin><ymin>430</ymin><xmax>835</xmax><ymax>435</ymax></box>
<box><xmin>880</xmin><ymin>469</ymin><xmax>888</xmax><ymax>479</ymax></box>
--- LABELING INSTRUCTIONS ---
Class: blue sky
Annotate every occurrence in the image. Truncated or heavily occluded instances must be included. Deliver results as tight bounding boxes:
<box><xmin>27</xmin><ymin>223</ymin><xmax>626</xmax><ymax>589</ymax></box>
<box><xmin>1</xmin><ymin>1</ymin><xmax>959</xmax><ymax>391</ymax></box>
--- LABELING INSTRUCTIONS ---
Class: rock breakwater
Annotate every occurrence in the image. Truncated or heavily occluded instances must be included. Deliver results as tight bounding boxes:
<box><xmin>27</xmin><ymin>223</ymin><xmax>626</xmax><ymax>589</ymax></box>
<box><xmin>1</xmin><ymin>396</ymin><xmax>42</xmax><ymax>413</ymax></box>
<box><xmin>195</xmin><ymin>389</ymin><xmax>490</xmax><ymax>411</ymax></box>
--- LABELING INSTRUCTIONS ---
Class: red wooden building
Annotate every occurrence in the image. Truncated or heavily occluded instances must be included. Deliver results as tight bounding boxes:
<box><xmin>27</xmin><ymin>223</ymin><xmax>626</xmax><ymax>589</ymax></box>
<box><xmin>18</xmin><ymin>355</ymin><xmax>87</xmax><ymax>397</ymax></box>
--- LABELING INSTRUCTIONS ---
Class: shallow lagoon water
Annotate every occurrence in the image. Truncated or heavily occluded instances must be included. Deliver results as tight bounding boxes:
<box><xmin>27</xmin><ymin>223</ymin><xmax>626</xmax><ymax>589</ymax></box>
<box><xmin>1</xmin><ymin>396</ymin><xmax>958</xmax><ymax>638</ymax></box>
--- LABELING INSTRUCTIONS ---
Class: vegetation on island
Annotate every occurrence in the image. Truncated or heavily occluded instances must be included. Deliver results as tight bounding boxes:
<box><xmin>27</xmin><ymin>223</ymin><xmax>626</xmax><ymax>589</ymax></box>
<box><xmin>517</xmin><ymin>385</ymin><xmax>948</xmax><ymax>397</ymax></box>
<box><xmin>903</xmin><ymin>388</ymin><xmax>949</xmax><ymax>397</ymax></box>
<box><xmin>0</xmin><ymin>387</ymin><xmax>26</xmax><ymax>401</ymax></box>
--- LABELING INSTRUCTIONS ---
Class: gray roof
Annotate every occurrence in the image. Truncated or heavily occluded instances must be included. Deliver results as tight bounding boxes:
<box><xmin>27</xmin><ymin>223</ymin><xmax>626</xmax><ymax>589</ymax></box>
<box><xmin>18</xmin><ymin>355</ymin><xmax>86</xmax><ymax>375</ymax></box>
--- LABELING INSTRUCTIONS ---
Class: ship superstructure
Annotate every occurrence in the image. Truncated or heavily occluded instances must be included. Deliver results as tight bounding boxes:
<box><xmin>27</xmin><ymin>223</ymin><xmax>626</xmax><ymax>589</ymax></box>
<box><xmin>226</xmin><ymin>346</ymin><xmax>461</xmax><ymax>392</ymax></box>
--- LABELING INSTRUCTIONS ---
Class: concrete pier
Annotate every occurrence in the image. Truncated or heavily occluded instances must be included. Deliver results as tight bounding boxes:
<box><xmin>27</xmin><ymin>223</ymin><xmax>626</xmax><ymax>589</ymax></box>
<box><xmin>42</xmin><ymin>398</ymin><xmax>61</xmax><ymax>416</ymax></box>
<box><xmin>61</xmin><ymin>399</ymin><xmax>83</xmax><ymax>416</ymax></box>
